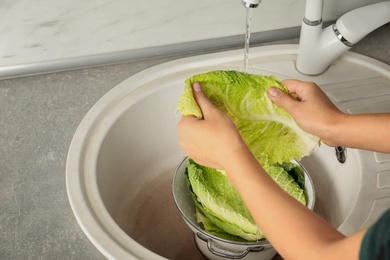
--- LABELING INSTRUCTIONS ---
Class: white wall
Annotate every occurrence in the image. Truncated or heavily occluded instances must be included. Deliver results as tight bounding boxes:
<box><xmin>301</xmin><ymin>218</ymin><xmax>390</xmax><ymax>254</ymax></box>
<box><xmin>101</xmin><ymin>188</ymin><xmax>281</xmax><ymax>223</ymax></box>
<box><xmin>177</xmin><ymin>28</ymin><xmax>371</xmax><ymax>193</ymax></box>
<box><xmin>0</xmin><ymin>0</ymin><xmax>385</xmax><ymax>70</ymax></box>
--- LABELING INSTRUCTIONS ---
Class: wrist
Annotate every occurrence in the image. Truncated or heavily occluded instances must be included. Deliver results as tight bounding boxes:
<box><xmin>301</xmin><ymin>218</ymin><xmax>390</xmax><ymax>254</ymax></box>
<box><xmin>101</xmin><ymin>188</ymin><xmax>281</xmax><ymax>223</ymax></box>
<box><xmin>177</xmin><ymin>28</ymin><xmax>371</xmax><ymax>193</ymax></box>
<box><xmin>222</xmin><ymin>143</ymin><xmax>258</xmax><ymax>174</ymax></box>
<box><xmin>320</xmin><ymin>112</ymin><xmax>349</xmax><ymax>147</ymax></box>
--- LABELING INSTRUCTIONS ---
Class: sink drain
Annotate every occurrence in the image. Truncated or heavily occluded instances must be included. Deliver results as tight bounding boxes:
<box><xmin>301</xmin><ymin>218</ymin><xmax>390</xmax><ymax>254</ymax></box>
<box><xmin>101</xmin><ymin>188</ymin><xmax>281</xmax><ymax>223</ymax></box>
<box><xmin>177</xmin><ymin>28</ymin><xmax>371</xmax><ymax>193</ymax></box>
<box><xmin>335</xmin><ymin>146</ymin><xmax>347</xmax><ymax>163</ymax></box>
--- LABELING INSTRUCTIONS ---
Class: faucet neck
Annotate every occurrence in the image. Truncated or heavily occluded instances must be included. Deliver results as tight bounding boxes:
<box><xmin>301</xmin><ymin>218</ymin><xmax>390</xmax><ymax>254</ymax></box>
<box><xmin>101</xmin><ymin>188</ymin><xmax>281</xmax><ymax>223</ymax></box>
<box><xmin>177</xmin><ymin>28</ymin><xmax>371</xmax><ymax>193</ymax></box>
<box><xmin>303</xmin><ymin>0</ymin><xmax>324</xmax><ymax>25</ymax></box>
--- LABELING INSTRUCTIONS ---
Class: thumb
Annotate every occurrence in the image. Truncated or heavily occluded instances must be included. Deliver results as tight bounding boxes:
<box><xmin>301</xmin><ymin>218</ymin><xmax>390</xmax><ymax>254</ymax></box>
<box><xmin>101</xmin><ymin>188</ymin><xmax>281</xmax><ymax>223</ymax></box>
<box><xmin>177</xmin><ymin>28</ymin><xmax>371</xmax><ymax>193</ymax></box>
<box><xmin>192</xmin><ymin>82</ymin><xmax>216</xmax><ymax>118</ymax></box>
<box><xmin>267</xmin><ymin>87</ymin><xmax>299</xmax><ymax>113</ymax></box>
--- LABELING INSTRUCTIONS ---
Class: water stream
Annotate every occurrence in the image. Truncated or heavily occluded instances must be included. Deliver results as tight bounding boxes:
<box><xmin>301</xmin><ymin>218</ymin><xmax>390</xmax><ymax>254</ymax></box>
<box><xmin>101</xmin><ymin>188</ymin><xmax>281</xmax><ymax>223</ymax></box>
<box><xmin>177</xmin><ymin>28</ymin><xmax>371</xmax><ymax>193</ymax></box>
<box><xmin>244</xmin><ymin>8</ymin><xmax>253</xmax><ymax>73</ymax></box>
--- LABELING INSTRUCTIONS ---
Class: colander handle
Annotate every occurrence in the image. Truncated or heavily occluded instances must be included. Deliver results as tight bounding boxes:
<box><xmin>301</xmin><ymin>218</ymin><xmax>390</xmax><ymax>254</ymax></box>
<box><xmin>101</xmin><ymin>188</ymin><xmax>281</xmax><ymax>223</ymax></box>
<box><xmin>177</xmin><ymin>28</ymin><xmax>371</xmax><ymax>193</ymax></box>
<box><xmin>196</xmin><ymin>232</ymin><xmax>265</xmax><ymax>259</ymax></box>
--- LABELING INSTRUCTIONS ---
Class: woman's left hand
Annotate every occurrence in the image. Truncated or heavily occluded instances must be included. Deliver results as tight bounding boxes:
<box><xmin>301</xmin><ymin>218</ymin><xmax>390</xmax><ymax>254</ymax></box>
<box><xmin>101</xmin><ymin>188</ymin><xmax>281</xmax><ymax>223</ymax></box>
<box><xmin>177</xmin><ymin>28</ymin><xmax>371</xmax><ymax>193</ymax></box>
<box><xmin>177</xmin><ymin>82</ymin><xmax>247</xmax><ymax>170</ymax></box>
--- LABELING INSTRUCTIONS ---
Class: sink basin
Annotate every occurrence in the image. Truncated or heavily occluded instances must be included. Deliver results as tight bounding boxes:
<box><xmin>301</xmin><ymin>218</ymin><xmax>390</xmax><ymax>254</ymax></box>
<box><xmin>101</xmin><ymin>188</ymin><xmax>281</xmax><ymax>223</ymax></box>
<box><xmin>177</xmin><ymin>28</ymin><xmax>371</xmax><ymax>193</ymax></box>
<box><xmin>301</xmin><ymin>145</ymin><xmax>362</xmax><ymax>235</ymax></box>
<box><xmin>66</xmin><ymin>44</ymin><xmax>390</xmax><ymax>259</ymax></box>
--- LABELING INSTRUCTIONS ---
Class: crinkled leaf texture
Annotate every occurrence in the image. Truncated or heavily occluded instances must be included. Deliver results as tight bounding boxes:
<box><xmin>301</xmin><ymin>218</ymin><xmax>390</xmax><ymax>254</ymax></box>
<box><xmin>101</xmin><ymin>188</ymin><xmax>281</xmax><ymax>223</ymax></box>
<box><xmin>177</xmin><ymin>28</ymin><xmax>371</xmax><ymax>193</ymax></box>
<box><xmin>187</xmin><ymin>159</ymin><xmax>307</xmax><ymax>241</ymax></box>
<box><xmin>177</xmin><ymin>70</ymin><xmax>318</xmax><ymax>242</ymax></box>
<box><xmin>176</xmin><ymin>70</ymin><xmax>319</xmax><ymax>164</ymax></box>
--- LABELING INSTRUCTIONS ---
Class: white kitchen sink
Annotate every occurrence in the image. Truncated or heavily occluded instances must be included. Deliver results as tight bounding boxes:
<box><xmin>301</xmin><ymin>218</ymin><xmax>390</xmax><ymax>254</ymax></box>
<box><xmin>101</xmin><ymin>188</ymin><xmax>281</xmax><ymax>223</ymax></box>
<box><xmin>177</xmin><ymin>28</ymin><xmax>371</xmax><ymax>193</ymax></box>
<box><xmin>66</xmin><ymin>44</ymin><xmax>390</xmax><ymax>259</ymax></box>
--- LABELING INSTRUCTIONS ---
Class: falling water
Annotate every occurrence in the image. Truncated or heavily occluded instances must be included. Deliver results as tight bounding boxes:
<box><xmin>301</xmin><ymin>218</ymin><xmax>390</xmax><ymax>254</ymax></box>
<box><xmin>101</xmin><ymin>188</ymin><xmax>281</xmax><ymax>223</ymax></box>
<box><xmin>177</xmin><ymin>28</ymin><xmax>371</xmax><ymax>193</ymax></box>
<box><xmin>244</xmin><ymin>8</ymin><xmax>253</xmax><ymax>73</ymax></box>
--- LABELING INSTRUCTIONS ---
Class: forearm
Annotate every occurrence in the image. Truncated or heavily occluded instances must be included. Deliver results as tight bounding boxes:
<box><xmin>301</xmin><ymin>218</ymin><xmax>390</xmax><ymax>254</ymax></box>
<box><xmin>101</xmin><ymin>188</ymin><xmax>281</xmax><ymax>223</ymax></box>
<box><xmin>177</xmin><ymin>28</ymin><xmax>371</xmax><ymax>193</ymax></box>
<box><xmin>328</xmin><ymin>113</ymin><xmax>390</xmax><ymax>153</ymax></box>
<box><xmin>223</xmin><ymin>148</ymin><xmax>361</xmax><ymax>260</ymax></box>
<box><xmin>178</xmin><ymin>82</ymin><xmax>367</xmax><ymax>258</ymax></box>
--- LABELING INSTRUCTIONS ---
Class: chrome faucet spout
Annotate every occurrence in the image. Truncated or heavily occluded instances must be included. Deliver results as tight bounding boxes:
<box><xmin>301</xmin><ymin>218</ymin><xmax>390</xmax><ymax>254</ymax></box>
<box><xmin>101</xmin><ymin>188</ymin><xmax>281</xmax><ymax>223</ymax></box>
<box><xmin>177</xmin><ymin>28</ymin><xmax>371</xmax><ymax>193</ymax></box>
<box><xmin>242</xmin><ymin>0</ymin><xmax>261</xmax><ymax>8</ymax></box>
<box><xmin>297</xmin><ymin>1</ymin><xmax>390</xmax><ymax>75</ymax></box>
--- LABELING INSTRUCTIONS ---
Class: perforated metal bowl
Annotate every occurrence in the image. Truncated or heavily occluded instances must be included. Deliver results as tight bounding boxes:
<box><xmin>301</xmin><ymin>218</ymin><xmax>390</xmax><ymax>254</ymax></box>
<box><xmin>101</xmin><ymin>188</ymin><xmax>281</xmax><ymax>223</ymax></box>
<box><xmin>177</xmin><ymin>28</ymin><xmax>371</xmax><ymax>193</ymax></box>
<box><xmin>172</xmin><ymin>157</ymin><xmax>315</xmax><ymax>260</ymax></box>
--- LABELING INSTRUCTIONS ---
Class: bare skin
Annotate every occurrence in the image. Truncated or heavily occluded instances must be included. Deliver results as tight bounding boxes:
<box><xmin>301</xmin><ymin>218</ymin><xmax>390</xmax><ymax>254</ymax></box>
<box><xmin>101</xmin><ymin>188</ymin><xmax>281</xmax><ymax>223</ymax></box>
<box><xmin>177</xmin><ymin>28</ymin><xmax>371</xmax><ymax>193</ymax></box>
<box><xmin>177</xmin><ymin>80</ymin><xmax>390</xmax><ymax>260</ymax></box>
<box><xmin>268</xmin><ymin>80</ymin><xmax>390</xmax><ymax>153</ymax></box>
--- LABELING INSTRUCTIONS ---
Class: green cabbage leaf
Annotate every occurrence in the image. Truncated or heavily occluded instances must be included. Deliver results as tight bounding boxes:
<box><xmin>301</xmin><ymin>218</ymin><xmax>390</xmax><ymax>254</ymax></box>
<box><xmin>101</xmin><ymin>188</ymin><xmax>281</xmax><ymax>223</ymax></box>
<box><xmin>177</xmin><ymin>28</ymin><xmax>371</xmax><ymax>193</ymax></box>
<box><xmin>176</xmin><ymin>70</ymin><xmax>317</xmax><ymax>242</ymax></box>
<box><xmin>187</xmin><ymin>159</ymin><xmax>306</xmax><ymax>241</ymax></box>
<box><xmin>176</xmin><ymin>70</ymin><xmax>319</xmax><ymax>164</ymax></box>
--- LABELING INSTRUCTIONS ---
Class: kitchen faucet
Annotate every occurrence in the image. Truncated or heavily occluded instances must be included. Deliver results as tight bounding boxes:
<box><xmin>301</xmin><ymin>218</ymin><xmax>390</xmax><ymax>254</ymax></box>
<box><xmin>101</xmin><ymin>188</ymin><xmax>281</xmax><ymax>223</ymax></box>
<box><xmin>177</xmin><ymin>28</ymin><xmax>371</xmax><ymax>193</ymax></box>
<box><xmin>242</xmin><ymin>0</ymin><xmax>390</xmax><ymax>75</ymax></box>
<box><xmin>242</xmin><ymin>0</ymin><xmax>261</xmax><ymax>8</ymax></box>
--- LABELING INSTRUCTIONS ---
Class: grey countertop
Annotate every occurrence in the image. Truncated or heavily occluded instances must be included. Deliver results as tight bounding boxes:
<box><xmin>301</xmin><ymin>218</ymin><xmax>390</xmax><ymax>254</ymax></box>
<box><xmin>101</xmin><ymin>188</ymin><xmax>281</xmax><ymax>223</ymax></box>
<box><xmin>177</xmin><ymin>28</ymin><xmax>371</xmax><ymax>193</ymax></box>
<box><xmin>1</xmin><ymin>23</ymin><xmax>389</xmax><ymax>259</ymax></box>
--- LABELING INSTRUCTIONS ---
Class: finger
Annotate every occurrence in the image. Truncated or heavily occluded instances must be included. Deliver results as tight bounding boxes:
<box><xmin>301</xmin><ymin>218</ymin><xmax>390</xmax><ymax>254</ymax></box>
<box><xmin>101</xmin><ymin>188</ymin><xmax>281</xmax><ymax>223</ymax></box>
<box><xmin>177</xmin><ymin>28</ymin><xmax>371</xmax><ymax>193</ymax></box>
<box><xmin>281</xmin><ymin>79</ymin><xmax>323</xmax><ymax>101</ymax></box>
<box><xmin>192</xmin><ymin>82</ymin><xmax>217</xmax><ymax>119</ymax></box>
<box><xmin>267</xmin><ymin>87</ymin><xmax>300</xmax><ymax>113</ymax></box>
<box><xmin>177</xmin><ymin>114</ymin><xmax>200</xmax><ymax>133</ymax></box>
<box><xmin>280</xmin><ymin>79</ymin><xmax>306</xmax><ymax>95</ymax></box>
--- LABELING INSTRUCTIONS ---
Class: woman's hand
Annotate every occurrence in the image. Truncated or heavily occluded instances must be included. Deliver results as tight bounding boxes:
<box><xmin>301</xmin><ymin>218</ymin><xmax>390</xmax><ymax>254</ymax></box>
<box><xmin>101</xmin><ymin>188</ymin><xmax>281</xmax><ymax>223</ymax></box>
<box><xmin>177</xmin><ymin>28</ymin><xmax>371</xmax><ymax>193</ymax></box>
<box><xmin>177</xmin><ymin>82</ymin><xmax>248</xmax><ymax>170</ymax></box>
<box><xmin>267</xmin><ymin>80</ymin><xmax>345</xmax><ymax>147</ymax></box>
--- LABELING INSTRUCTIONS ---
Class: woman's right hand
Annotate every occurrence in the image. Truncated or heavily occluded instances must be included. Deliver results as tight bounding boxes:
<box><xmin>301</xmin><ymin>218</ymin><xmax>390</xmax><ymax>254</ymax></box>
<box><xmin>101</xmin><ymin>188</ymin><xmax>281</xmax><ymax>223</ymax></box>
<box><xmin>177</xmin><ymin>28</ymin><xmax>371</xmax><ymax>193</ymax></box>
<box><xmin>267</xmin><ymin>80</ymin><xmax>345</xmax><ymax>147</ymax></box>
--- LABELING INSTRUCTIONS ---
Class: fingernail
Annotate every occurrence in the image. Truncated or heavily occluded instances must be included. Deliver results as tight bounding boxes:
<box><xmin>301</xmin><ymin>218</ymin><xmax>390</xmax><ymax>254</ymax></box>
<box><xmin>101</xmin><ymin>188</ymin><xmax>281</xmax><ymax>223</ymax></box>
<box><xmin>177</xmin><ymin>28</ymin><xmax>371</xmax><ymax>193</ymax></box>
<box><xmin>268</xmin><ymin>87</ymin><xmax>278</xmax><ymax>97</ymax></box>
<box><xmin>193</xmin><ymin>83</ymin><xmax>201</xmax><ymax>92</ymax></box>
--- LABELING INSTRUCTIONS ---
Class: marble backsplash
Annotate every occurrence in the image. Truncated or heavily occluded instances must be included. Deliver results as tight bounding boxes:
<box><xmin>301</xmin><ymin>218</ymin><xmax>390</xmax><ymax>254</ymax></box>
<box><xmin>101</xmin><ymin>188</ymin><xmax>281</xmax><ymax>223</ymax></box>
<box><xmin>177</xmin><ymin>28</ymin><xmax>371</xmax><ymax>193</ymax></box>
<box><xmin>0</xmin><ymin>0</ymin><xmax>384</xmax><ymax>76</ymax></box>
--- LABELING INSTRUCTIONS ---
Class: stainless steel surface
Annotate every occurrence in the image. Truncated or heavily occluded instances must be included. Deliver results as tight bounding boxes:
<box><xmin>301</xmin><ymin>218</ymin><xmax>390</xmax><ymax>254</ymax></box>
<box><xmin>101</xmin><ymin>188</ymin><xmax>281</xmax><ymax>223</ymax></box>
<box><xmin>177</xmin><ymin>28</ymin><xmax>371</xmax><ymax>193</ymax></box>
<box><xmin>333</xmin><ymin>24</ymin><xmax>354</xmax><ymax>47</ymax></box>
